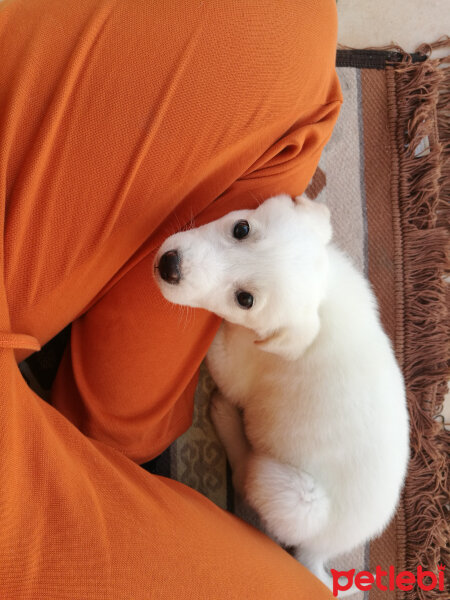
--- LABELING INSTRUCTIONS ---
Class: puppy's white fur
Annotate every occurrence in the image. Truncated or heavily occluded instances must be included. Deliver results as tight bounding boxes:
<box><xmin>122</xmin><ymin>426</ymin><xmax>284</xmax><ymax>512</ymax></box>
<box><xmin>155</xmin><ymin>194</ymin><xmax>409</xmax><ymax>596</ymax></box>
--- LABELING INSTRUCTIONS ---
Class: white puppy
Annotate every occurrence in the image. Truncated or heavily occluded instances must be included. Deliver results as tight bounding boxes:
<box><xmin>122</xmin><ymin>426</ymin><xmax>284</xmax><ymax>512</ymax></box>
<box><xmin>154</xmin><ymin>194</ymin><xmax>409</xmax><ymax>596</ymax></box>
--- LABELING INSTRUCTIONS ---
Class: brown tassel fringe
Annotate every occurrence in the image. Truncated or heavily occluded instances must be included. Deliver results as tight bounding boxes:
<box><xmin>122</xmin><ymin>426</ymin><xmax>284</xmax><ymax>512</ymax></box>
<box><xmin>385</xmin><ymin>40</ymin><xmax>450</xmax><ymax>600</ymax></box>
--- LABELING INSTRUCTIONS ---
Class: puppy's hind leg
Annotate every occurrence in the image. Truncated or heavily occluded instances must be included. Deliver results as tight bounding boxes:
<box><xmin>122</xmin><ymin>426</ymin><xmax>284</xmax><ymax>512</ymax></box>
<box><xmin>295</xmin><ymin>549</ymin><xmax>360</xmax><ymax>599</ymax></box>
<box><xmin>245</xmin><ymin>455</ymin><xmax>330</xmax><ymax>549</ymax></box>
<box><xmin>210</xmin><ymin>391</ymin><xmax>251</xmax><ymax>496</ymax></box>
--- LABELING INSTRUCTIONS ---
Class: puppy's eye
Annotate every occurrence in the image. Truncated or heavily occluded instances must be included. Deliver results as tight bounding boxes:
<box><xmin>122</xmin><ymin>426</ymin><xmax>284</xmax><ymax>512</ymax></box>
<box><xmin>236</xmin><ymin>290</ymin><xmax>254</xmax><ymax>309</ymax></box>
<box><xmin>233</xmin><ymin>220</ymin><xmax>250</xmax><ymax>240</ymax></box>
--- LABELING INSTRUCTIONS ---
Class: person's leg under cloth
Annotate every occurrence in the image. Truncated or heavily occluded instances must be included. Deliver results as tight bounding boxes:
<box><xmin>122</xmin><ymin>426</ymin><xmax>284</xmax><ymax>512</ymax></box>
<box><xmin>0</xmin><ymin>0</ymin><xmax>341</xmax><ymax>597</ymax></box>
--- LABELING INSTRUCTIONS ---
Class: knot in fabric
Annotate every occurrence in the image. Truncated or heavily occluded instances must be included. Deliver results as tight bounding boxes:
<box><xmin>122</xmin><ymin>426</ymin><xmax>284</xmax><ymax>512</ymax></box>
<box><xmin>0</xmin><ymin>332</ymin><xmax>41</xmax><ymax>352</ymax></box>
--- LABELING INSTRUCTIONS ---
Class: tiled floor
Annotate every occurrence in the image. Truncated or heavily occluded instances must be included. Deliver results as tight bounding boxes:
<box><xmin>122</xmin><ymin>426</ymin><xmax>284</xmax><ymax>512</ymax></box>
<box><xmin>337</xmin><ymin>0</ymin><xmax>449</xmax><ymax>55</ymax></box>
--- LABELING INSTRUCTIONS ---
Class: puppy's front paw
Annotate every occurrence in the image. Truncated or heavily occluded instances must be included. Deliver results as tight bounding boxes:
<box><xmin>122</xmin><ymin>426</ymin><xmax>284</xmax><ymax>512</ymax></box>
<box><xmin>210</xmin><ymin>391</ymin><xmax>238</xmax><ymax>428</ymax></box>
<box><xmin>210</xmin><ymin>391</ymin><xmax>250</xmax><ymax>494</ymax></box>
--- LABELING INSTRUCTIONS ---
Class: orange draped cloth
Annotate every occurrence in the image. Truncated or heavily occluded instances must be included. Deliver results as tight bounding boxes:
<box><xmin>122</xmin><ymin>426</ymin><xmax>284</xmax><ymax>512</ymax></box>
<box><xmin>0</xmin><ymin>0</ymin><xmax>341</xmax><ymax>597</ymax></box>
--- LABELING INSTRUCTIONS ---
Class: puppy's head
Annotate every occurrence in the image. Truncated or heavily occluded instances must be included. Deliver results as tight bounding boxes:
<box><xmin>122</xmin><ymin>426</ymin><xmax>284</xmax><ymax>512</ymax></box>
<box><xmin>154</xmin><ymin>194</ymin><xmax>331</xmax><ymax>360</ymax></box>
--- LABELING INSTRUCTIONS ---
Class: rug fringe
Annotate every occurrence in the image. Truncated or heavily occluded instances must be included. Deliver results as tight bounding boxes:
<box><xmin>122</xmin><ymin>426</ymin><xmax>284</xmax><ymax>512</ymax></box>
<box><xmin>386</xmin><ymin>42</ymin><xmax>450</xmax><ymax>599</ymax></box>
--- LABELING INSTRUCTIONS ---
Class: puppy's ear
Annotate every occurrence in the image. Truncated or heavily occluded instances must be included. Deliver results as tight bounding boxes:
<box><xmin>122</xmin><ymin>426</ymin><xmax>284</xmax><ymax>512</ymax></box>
<box><xmin>254</xmin><ymin>311</ymin><xmax>320</xmax><ymax>361</ymax></box>
<box><xmin>294</xmin><ymin>195</ymin><xmax>332</xmax><ymax>245</ymax></box>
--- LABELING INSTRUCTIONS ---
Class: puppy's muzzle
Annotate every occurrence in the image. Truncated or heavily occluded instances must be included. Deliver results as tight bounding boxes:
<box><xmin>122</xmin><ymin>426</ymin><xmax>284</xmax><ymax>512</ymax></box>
<box><xmin>158</xmin><ymin>249</ymin><xmax>181</xmax><ymax>284</ymax></box>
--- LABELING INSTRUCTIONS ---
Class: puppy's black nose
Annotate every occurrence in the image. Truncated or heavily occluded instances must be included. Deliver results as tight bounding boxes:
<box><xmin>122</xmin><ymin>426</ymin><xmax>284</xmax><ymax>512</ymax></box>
<box><xmin>158</xmin><ymin>250</ymin><xmax>181</xmax><ymax>284</ymax></box>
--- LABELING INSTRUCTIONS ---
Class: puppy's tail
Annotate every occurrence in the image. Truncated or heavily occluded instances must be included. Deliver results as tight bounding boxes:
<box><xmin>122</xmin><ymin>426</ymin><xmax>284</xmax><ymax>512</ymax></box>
<box><xmin>245</xmin><ymin>456</ymin><xmax>359</xmax><ymax>597</ymax></box>
<box><xmin>245</xmin><ymin>455</ymin><xmax>330</xmax><ymax>547</ymax></box>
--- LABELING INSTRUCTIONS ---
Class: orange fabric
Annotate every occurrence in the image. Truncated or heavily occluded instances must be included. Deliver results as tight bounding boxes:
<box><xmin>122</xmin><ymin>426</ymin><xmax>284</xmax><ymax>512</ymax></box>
<box><xmin>0</xmin><ymin>0</ymin><xmax>340</xmax><ymax>597</ymax></box>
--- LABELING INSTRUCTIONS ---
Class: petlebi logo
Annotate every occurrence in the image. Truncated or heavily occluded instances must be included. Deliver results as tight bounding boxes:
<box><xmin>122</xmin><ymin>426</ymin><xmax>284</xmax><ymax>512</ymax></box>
<box><xmin>331</xmin><ymin>564</ymin><xmax>446</xmax><ymax>597</ymax></box>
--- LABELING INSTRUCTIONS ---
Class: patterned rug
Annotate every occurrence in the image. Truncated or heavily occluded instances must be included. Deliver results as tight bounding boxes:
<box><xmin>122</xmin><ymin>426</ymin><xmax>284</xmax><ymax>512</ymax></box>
<box><xmin>23</xmin><ymin>42</ymin><xmax>449</xmax><ymax>600</ymax></box>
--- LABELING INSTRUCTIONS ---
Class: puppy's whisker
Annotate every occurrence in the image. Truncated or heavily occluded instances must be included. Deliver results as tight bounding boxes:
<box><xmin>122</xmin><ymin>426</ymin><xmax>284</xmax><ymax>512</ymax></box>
<box><xmin>179</xmin><ymin>206</ymin><xmax>197</xmax><ymax>232</ymax></box>
<box><xmin>173</xmin><ymin>211</ymin><xmax>183</xmax><ymax>234</ymax></box>
<box><xmin>182</xmin><ymin>307</ymin><xmax>190</xmax><ymax>333</ymax></box>
<box><xmin>160</xmin><ymin>221</ymin><xmax>179</xmax><ymax>241</ymax></box>
<box><xmin>177</xmin><ymin>303</ymin><xmax>194</xmax><ymax>333</ymax></box>
<box><xmin>247</xmin><ymin>190</ymin><xmax>263</xmax><ymax>208</ymax></box>
<box><xmin>188</xmin><ymin>206</ymin><xmax>196</xmax><ymax>231</ymax></box>
<box><xmin>176</xmin><ymin>305</ymin><xmax>190</xmax><ymax>333</ymax></box>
